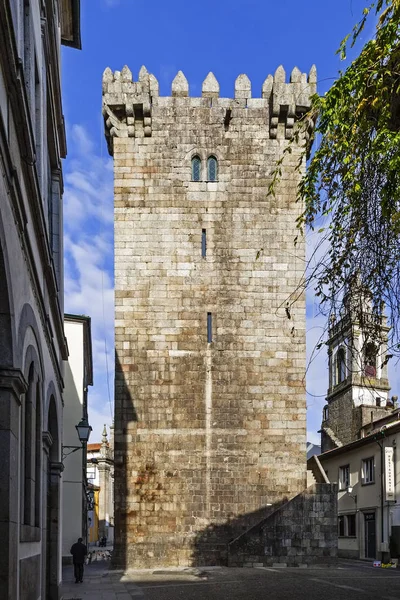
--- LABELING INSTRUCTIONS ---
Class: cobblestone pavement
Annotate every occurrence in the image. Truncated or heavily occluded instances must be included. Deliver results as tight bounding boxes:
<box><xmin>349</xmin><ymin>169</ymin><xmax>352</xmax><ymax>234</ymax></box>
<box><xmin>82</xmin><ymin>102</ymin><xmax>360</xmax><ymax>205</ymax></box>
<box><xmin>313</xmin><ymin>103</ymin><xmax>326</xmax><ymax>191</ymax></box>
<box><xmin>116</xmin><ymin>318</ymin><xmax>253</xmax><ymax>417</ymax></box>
<box><xmin>62</xmin><ymin>561</ymin><xmax>144</xmax><ymax>600</ymax></box>
<box><xmin>62</xmin><ymin>560</ymin><xmax>400</xmax><ymax>600</ymax></box>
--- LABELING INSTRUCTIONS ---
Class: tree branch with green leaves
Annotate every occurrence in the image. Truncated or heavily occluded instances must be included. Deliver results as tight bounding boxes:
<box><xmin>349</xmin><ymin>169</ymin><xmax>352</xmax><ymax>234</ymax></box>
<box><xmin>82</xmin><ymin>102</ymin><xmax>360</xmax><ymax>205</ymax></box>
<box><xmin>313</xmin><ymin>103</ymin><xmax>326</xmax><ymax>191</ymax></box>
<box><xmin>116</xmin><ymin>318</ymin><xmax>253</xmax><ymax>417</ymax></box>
<box><xmin>276</xmin><ymin>0</ymin><xmax>400</xmax><ymax>357</ymax></box>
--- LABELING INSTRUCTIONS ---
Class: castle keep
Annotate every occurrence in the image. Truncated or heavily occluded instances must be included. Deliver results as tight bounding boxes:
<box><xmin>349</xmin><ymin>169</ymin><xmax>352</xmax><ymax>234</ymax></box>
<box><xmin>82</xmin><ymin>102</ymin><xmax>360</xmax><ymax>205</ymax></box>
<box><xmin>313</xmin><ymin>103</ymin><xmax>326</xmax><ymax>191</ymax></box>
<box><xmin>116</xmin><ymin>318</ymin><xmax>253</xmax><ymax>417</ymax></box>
<box><xmin>103</xmin><ymin>65</ymin><xmax>320</xmax><ymax>567</ymax></box>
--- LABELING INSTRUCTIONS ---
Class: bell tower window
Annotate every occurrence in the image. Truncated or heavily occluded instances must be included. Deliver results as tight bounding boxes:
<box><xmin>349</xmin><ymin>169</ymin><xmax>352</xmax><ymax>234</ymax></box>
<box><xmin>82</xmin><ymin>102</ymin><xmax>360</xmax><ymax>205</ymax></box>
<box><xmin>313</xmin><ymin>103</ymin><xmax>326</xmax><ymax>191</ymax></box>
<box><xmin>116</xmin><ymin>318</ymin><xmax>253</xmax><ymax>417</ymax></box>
<box><xmin>336</xmin><ymin>347</ymin><xmax>346</xmax><ymax>384</ymax></box>
<box><xmin>364</xmin><ymin>343</ymin><xmax>377</xmax><ymax>377</ymax></box>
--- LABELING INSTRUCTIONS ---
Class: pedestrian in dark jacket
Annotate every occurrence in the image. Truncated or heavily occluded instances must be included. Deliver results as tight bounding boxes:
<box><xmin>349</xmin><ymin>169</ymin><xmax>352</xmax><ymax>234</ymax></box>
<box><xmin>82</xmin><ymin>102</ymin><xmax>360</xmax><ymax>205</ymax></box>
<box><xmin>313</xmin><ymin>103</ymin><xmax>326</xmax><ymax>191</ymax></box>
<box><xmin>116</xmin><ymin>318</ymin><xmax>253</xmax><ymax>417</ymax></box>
<box><xmin>70</xmin><ymin>537</ymin><xmax>87</xmax><ymax>583</ymax></box>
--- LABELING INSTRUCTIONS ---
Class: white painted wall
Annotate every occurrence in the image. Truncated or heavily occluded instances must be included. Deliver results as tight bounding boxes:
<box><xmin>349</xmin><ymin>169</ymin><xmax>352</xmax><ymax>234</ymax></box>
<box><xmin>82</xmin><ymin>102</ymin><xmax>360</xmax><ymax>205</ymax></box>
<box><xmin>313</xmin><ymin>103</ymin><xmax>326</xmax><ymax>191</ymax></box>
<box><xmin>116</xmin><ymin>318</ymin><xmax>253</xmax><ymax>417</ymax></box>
<box><xmin>352</xmin><ymin>385</ymin><xmax>387</xmax><ymax>408</ymax></box>
<box><xmin>62</xmin><ymin>320</ymin><xmax>85</xmax><ymax>559</ymax></box>
<box><xmin>320</xmin><ymin>429</ymin><xmax>399</xmax><ymax>559</ymax></box>
<box><xmin>86</xmin><ymin>457</ymin><xmax>99</xmax><ymax>487</ymax></box>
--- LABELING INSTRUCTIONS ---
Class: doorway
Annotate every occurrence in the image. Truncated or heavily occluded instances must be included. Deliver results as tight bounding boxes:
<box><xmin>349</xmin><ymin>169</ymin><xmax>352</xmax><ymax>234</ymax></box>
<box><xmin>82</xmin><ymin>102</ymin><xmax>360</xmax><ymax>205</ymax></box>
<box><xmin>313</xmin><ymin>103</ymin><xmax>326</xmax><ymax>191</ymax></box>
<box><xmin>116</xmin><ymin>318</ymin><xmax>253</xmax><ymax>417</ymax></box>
<box><xmin>364</xmin><ymin>512</ymin><xmax>376</xmax><ymax>559</ymax></box>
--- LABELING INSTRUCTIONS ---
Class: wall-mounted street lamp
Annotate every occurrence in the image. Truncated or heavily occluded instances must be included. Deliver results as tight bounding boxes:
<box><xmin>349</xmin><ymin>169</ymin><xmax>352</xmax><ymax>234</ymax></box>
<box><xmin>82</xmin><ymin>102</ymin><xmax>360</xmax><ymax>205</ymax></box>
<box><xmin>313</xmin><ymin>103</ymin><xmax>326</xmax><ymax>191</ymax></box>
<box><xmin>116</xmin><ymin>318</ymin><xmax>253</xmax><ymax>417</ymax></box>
<box><xmin>347</xmin><ymin>486</ymin><xmax>358</xmax><ymax>507</ymax></box>
<box><xmin>62</xmin><ymin>417</ymin><xmax>93</xmax><ymax>460</ymax></box>
<box><xmin>76</xmin><ymin>417</ymin><xmax>92</xmax><ymax>442</ymax></box>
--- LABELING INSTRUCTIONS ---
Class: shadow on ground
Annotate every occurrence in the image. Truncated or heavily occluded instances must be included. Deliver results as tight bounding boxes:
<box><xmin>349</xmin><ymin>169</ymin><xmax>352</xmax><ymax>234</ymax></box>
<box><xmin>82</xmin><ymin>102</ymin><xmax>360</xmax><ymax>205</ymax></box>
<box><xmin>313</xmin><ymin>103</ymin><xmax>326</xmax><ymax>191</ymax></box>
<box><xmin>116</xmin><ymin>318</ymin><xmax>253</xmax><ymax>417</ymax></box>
<box><xmin>63</xmin><ymin>561</ymin><xmax>400</xmax><ymax>600</ymax></box>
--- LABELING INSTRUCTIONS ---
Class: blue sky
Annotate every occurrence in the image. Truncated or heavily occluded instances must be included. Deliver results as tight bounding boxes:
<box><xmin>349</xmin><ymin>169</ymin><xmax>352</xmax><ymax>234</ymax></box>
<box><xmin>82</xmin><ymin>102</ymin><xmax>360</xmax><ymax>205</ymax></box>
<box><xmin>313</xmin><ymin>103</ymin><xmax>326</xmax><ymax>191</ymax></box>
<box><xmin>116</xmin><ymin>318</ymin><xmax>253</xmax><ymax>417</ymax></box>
<box><xmin>61</xmin><ymin>0</ymin><xmax>390</xmax><ymax>444</ymax></box>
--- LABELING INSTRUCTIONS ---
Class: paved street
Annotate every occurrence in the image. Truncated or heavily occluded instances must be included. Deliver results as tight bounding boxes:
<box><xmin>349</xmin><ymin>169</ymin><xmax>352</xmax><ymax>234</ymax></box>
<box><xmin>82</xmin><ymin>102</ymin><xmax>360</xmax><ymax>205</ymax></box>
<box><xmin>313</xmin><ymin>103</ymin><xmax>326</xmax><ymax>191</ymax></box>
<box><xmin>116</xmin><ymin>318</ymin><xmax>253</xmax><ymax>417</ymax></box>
<box><xmin>62</xmin><ymin>560</ymin><xmax>400</xmax><ymax>600</ymax></box>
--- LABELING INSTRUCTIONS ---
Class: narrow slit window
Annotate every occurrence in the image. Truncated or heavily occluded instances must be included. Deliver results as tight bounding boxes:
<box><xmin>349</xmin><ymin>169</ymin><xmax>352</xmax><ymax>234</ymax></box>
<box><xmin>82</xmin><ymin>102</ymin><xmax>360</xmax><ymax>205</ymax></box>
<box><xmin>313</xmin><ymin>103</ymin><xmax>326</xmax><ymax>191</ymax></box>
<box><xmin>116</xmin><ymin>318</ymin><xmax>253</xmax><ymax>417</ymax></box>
<box><xmin>207</xmin><ymin>312</ymin><xmax>212</xmax><ymax>343</ymax></box>
<box><xmin>207</xmin><ymin>156</ymin><xmax>218</xmax><ymax>181</ymax></box>
<box><xmin>202</xmin><ymin>229</ymin><xmax>207</xmax><ymax>258</ymax></box>
<box><xmin>191</xmin><ymin>155</ymin><xmax>201</xmax><ymax>181</ymax></box>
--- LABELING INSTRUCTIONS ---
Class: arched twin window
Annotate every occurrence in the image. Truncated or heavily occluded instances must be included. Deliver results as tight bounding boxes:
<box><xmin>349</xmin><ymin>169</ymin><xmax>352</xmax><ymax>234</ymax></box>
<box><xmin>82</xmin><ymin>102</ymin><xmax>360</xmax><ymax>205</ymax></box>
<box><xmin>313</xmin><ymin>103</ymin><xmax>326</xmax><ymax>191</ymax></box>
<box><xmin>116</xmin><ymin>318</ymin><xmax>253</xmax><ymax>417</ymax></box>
<box><xmin>207</xmin><ymin>156</ymin><xmax>218</xmax><ymax>181</ymax></box>
<box><xmin>192</xmin><ymin>155</ymin><xmax>201</xmax><ymax>182</ymax></box>
<box><xmin>191</xmin><ymin>155</ymin><xmax>218</xmax><ymax>182</ymax></box>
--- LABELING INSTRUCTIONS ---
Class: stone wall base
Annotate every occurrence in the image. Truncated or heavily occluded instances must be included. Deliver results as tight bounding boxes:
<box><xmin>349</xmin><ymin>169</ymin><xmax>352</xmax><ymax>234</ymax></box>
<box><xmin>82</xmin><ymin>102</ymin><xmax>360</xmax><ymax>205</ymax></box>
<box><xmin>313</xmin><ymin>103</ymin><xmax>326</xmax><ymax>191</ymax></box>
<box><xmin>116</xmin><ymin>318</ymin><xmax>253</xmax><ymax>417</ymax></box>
<box><xmin>338</xmin><ymin>549</ymin><xmax>359</xmax><ymax>559</ymax></box>
<box><xmin>228</xmin><ymin>483</ymin><xmax>338</xmax><ymax>567</ymax></box>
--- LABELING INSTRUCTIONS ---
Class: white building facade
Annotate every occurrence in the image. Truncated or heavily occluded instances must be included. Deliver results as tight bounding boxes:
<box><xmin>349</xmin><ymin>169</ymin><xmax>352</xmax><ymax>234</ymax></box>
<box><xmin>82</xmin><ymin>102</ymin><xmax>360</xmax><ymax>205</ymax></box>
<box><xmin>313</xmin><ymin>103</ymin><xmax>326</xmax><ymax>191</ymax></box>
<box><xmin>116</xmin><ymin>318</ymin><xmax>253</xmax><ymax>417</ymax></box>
<box><xmin>62</xmin><ymin>315</ymin><xmax>93</xmax><ymax>562</ymax></box>
<box><xmin>318</xmin><ymin>419</ymin><xmax>400</xmax><ymax>561</ymax></box>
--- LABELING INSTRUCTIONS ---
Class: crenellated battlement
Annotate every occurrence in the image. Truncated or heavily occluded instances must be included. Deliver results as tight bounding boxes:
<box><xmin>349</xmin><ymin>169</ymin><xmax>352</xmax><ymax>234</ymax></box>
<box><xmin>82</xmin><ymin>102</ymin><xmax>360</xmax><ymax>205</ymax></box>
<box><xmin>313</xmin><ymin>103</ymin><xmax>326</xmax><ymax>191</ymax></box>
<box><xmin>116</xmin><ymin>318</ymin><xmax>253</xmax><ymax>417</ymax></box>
<box><xmin>102</xmin><ymin>64</ymin><xmax>317</xmax><ymax>154</ymax></box>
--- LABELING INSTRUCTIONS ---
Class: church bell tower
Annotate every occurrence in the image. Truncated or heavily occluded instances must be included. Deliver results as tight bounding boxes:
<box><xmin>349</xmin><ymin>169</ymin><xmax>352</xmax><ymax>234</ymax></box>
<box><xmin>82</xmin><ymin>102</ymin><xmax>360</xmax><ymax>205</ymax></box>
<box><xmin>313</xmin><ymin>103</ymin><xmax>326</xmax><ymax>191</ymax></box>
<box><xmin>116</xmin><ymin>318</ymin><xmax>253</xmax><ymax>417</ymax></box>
<box><xmin>321</xmin><ymin>286</ymin><xmax>392</xmax><ymax>452</ymax></box>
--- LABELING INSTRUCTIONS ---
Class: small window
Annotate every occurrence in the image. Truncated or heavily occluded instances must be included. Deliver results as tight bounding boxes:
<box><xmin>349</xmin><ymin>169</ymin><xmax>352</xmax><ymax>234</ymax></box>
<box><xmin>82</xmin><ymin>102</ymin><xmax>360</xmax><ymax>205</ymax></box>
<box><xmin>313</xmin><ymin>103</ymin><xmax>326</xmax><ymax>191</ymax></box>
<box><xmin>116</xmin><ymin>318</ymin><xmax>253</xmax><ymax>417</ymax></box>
<box><xmin>338</xmin><ymin>515</ymin><xmax>345</xmax><ymax>537</ymax></box>
<box><xmin>201</xmin><ymin>229</ymin><xmax>207</xmax><ymax>258</ymax></box>
<box><xmin>361</xmin><ymin>457</ymin><xmax>375</xmax><ymax>485</ymax></box>
<box><xmin>207</xmin><ymin>156</ymin><xmax>218</xmax><ymax>182</ymax></box>
<box><xmin>336</xmin><ymin>347</ymin><xmax>346</xmax><ymax>384</ymax></box>
<box><xmin>191</xmin><ymin>156</ymin><xmax>201</xmax><ymax>181</ymax></box>
<box><xmin>339</xmin><ymin>464</ymin><xmax>350</xmax><ymax>490</ymax></box>
<box><xmin>323</xmin><ymin>405</ymin><xmax>329</xmax><ymax>421</ymax></box>
<box><xmin>347</xmin><ymin>514</ymin><xmax>356</xmax><ymax>537</ymax></box>
<box><xmin>207</xmin><ymin>312</ymin><xmax>212</xmax><ymax>343</ymax></box>
<box><xmin>338</xmin><ymin>514</ymin><xmax>356</xmax><ymax>537</ymax></box>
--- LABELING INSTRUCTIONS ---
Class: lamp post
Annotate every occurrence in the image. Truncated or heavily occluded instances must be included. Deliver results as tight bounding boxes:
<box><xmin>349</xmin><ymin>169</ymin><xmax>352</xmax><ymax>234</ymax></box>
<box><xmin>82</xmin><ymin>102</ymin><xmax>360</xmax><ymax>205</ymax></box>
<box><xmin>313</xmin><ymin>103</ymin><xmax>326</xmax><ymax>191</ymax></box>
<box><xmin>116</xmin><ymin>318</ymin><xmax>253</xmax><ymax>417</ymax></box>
<box><xmin>347</xmin><ymin>486</ymin><xmax>358</xmax><ymax>508</ymax></box>
<box><xmin>61</xmin><ymin>418</ymin><xmax>93</xmax><ymax>549</ymax></box>
<box><xmin>62</xmin><ymin>417</ymin><xmax>93</xmax><ymax>460</ymax></box>
<box><xmin>76</xmin><ymin>418</ymin><xmax>92</xmax><ymax>443</ymax></box>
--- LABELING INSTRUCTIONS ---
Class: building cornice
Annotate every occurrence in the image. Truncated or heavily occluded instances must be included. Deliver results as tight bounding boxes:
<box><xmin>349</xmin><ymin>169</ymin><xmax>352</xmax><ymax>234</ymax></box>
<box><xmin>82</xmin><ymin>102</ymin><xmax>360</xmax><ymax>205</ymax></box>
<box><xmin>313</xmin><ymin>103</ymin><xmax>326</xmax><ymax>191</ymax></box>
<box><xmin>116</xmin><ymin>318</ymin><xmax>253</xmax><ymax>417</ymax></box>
<box><xmin>42</xmin><ymin>430</ymin><xmax>54</xmax><ymax>453</ymax></box>
<box><xmin>0</xmin><ymin>368</ymin><xmax>28</xmax><ymax>401</ymax></box>
<box><xmin>327</xmin><ymin>376</ymin><xmax>391</xmax><ymax>402</ymax></box>
<box><xmin>328</xmin><ymin>314</ymin><xmax>390</xmax><ymax>344</ymax></box>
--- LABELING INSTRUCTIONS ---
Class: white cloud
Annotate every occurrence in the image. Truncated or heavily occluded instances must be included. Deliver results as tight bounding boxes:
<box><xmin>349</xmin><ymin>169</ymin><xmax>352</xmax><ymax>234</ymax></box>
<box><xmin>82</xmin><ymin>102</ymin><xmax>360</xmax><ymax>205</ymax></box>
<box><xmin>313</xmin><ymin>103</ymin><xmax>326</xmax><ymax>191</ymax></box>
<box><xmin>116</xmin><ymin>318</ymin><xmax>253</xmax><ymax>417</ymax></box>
<box><xmin>70</xmin><ymin>124</ymin><xmax>94</xmax><ymax>155</ymax></box>
<box><xmin>63</xmin><ymin>125</ymin><xmax>115</xmax><ymax>441</ymax></box>
<box><xmin>307</xmin><ymin>430</ymin><xmax>321</xmax><ymax>446</ymax></box>
<box><xmin>63</xmin><ymin>126</ymin><xmax>114</xmax><ymax>227</ymax></box>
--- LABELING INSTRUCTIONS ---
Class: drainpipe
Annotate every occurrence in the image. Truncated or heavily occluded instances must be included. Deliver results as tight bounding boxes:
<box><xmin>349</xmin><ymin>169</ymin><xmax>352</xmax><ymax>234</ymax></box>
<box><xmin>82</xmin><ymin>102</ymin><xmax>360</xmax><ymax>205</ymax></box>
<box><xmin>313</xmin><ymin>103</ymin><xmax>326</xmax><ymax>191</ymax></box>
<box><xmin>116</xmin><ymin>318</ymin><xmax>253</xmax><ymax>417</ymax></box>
<box><xmin>374</xmin><ymin>430</ymin><xmax>386</xmax><ymax>551</ymax></box>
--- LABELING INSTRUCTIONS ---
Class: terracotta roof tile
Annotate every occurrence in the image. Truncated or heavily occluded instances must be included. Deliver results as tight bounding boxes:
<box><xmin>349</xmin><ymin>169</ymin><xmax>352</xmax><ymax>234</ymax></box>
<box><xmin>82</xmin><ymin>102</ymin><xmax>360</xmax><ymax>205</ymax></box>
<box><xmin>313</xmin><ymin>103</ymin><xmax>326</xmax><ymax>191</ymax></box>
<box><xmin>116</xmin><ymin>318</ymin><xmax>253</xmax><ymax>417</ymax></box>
<box><xmin>87</xmin><ymin>443</ymin><xmax>101</xmax><ymax>451</ymax></box>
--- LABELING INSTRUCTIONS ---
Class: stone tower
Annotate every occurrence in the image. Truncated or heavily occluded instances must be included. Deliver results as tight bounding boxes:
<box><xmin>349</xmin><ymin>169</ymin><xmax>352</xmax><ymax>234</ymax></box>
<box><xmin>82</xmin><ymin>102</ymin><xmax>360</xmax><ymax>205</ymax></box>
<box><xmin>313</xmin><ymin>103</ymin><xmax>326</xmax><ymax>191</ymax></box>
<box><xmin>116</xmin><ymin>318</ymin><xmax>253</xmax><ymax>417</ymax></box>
<box><xmin>321</xmin><ymin>286</ymin><xmax>392</xmax><ymax>452</ymax></box>
<box><xmin>103</xmin><ymin>64</ymin><xmax>316</xmax><ymax>567</ymax></box>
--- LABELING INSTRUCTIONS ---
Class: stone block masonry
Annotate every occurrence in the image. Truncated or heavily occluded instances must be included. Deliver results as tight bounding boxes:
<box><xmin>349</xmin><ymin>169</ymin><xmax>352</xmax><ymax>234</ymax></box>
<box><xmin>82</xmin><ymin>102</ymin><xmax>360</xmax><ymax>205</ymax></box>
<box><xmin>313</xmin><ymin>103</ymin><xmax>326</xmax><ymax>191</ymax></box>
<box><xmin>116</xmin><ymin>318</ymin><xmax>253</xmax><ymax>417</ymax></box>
<box><xmin>103</xmin><ymin>65</ymin><xmax>317</xmax><ymax>568</ymax></box>
<box><xmin>228</xmin><ymin>483</ymin><xmax>338</xmax><ymax>567</ymax></box>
